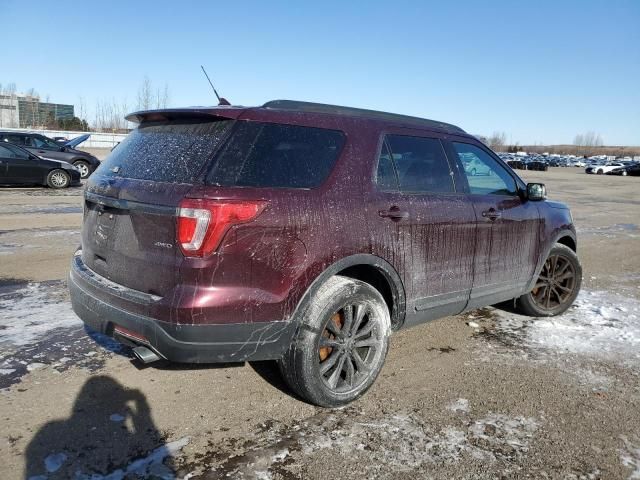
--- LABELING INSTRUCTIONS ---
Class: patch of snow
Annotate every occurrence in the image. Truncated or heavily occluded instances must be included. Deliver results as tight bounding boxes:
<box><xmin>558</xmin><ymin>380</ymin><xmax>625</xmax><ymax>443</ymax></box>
<box><xmin>491</xmin><ymin>290</ymin><xmax>640</xmax><ymax>366</ymax></box>
<box><xmin>620</xmin><ymin>436</ymin><xmax>640</xmax><ymax>479</ymax></box>
<box><xmin>0</xmin><ymin>368</ymin><xmax>16</xmax><ymax>375</ymax></box>
<box><xmin>447</xmin><ymin>398</ymin><xmax>470</xmax><ymax>413</ymax></box>
<box><xmin>44</xmin><ymin>452</ymin><xmax>67</xmax><ymax>472</ymax></box>
<box><xmin>0</xmin><ymin>282</ymin><xmax>81</xmax><ymax>347</ymax></box>
<box><xmin>27</xmin><ymin>363</ymin><xmax>46</xmax><ymax>372</ymax></box>
<box><xmin>290</xmin><ymin>410</ymin><xmax>538</xmax><ymax>472</ymax></box>
<box><xmin>468</xmin><ymin>321</ymin><xmax>480</xmax><ymax>328</ymax></box>
<box><xmin>74</xmin><ymin>436</ymin><xmax>190</xmax><ymax>480</ymax></box>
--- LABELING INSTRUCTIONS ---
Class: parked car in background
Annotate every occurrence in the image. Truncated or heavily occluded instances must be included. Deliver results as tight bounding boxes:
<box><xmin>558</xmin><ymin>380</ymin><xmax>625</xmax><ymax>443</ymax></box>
<box><xmin>574</xmin><ymin>160</ymin><xmax>586</xmax><ymax>167</ymax></box>
<box><xmin>507</xmin><ymin>159</ymin><xmax>525</xmax><ymax>169</ymax></box>
<box><xmin>525</xmin><ymin>161</ymin><xmax>549</xmax><ymax>171</ymax></box>
<box><xmin>606</xmin><ymin>163</ymin><xmax>640</xmax><ymax>176</ymax></box>
<box><xmin>0</xmin><ymin>142</ymin><xmax>81</xmax><ymax>188</ymax></box>
<box><xmin>546</xmin><ymin>158</ymin><xmax>560</xmax><ymax>167</ymax></box>
<box><xmin>69</xmin><ymin>99</ymin><xmax>581</xmax><ymax>407</ymax></box>
<box><xmin>461</xmin><ymin>155</ymin><xmax>492</xmax><ymax>176</ymax></box>
<box><xmin>585</xmin><ymin>162</ymin><xmax>625</xmax><ymax>174</ymax></box>
<box><xmin>0</xmin><ymin>131</ymin><xmax>98</xmax><ymax>179</ymax></box>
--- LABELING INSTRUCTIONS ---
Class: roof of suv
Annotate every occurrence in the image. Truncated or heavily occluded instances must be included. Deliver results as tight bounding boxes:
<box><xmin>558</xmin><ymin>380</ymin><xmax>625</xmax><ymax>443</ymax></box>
<box><xmin>126</xmin><ymin>100</ymin><xmax>467</xmax><ymax>136</ymax></box>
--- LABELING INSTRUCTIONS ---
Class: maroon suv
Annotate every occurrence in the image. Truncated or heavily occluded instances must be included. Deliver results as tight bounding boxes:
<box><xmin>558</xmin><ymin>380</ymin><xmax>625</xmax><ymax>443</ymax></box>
<box><xmin>69</xmin><ymin>100</ymin><xmax>581</xmax><ymax>406</ymax></box>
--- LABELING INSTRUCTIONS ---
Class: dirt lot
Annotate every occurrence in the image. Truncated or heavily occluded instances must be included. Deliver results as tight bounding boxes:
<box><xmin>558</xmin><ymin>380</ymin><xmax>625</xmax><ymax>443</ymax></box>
<box><xmin>1</xmin><ymin>168</ymin><xmax>639</xmax><ymax>479</ymax></box>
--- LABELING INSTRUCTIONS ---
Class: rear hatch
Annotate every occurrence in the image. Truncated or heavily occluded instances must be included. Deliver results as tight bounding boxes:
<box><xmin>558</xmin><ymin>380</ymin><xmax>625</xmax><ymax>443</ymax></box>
<box><xmin>81</xmin><ymin>117</ymin><xmax>232</xmax><ymax>297</ymax></box>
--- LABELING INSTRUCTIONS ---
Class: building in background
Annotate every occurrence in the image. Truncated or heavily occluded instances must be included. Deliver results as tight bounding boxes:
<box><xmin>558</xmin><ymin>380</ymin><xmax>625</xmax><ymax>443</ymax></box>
<box><xmin>0</xmin><ymin>93</ymin><xmax>74</xmax><ymax>128</ymax></box>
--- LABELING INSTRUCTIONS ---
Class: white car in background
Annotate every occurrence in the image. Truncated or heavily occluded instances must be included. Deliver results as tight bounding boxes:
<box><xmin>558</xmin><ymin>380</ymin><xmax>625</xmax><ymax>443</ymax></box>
<box><xmin>585</xmin><ymin>162</ymin><xmax>625</xmax><ymax>174</ymax></box>
<box><xmin>574</xmin><ymin>160</ymin><xmax>586</xmax><ymax>167</ymax></box>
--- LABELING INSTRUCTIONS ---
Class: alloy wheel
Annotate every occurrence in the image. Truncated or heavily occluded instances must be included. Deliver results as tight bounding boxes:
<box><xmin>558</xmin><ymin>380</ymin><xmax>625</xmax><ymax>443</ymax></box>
<box><xmin>76</xmin><ymin>163</ymin><xmax>89</xmax><ymax>178</ymax></box>
<box><xmin>50</xmin><ymin>171</ymin><xmax>68</xmax><ymax>187</ymax></box>
<box><xmin>531</xmin><ymin>254</ymin><xmax>577</xmax><ymax>312</ymax></box>
<box><xmin>317</xmin><ymin>303</ymin><xmax>384</xmax><ymax>393</ymax></box>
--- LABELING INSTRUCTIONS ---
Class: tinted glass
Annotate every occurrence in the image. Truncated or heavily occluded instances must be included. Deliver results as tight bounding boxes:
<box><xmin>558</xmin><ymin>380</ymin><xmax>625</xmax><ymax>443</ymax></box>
<box><xmin>376</xmin><ymin>142</ymin><xmax>398</xmax><ymax>190</ymax></box>
<box><xmin>1</xmin><ymin>143</ymin><xmax>29</xmax><ymax>159</ymax></box>
<box><xmin>31</xmin><ymin>136</ymin><xmax>59</xmax><ymax>149</ymax></box>
<box><xmin>386</xmin><ymin>135</ymin><xmax>454</xmax><ymax>193</ymax></box>
<box><xmin>207</xmin><ymin>122</ymin><xmax>345</xmax><ymax>188</ymax></box>
<box><xmin>453</xmin><ymin>142</ymin><xmax>516</xmax><ymax>196</ymax></box>
<box><xmin>2</xmin><ymin>135</ymin><xmax>25</xmax><ymax>145</ymax></box>
<box><xmin>98</xmin><ymin>120</ymin><xmax>232</xmax><ymax>183</ymax></box>
<box><xmin>0</xmin><ymin>144</ymin><xmax>19</xmax><ymax>158</ymax></box>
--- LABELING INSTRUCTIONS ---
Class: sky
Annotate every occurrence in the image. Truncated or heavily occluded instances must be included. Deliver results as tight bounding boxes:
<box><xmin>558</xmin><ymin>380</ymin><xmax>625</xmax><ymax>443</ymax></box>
<box><xmin>1</xmin><ymin>0</ymin><xmax>639</xmax><ymax>145</ymax></box>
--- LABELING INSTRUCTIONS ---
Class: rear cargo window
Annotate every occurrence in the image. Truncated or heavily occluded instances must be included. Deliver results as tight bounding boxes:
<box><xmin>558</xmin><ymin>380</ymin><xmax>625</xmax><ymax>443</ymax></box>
<box><xmin>98</xmin><ymin>119</ymin><xmax>232</xmax><ymax>183</ymax></box>
<box><xmin>206</xmin><ymin>122</ymin><xmax>345</xmax><ymax>188</ymax></box>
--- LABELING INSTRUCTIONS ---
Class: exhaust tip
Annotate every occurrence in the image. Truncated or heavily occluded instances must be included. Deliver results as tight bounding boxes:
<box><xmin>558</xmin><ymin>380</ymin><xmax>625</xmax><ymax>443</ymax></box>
<box><xmin>132</xmin><ymin>346</ymin><xmax>161</xmax><ymax>364</ymax></box>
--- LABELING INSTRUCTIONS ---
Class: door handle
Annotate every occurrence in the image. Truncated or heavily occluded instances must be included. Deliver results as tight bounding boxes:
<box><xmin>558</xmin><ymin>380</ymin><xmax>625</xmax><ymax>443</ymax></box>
<box><xmin>482</xmin><ymin>209</ymin><xmax>502</xmax><ymax>220</ymax></box>
<box><xmin>378</xmin><ymin>207</ymin><xmax>409</xmax><ymax>221</ymax></box>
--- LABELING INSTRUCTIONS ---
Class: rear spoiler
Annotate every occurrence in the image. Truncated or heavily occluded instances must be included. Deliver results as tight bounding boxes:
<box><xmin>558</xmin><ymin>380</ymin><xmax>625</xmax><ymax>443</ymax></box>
<box><xmin>125</xmin><ymin>107</ymin><xmax>245</xmax><ymax>124</ymax></box>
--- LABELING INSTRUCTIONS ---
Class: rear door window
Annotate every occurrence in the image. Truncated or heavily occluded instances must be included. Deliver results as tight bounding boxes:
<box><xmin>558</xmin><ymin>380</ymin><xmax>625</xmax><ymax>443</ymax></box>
<box><xmin>98</xmin><ymin>119</ymin><xmax>232</xmax><ymax>183</ymax></box>
<box><xmin>2</xmin><ymin>135</ymin><xmax>26</xmax><ymax>145</ymax></box>
<box><xmin>376</xmin><ymin>135</ymin><xmax>455</xmax><ymax>193</ymax></box>
<box><xmin>206</xmin><ymin>122</ymin><xmax>345</xmax><ymax>188</ymax></box>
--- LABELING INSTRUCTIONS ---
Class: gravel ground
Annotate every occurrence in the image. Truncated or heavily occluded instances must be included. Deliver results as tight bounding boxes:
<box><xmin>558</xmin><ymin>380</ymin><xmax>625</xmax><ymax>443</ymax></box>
<box><xmin>0</xmin><ymin>167</ymin><xmax>639</xmax><ymax>479</ymax></box>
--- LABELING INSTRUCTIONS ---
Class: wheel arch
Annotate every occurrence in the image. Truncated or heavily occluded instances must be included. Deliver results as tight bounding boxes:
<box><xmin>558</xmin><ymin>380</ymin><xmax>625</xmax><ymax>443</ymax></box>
<box><xmin>526</xmin><ymin>230</ymin><xmax>578</xmax><ymax>291</ymax></box>
<box><xmin>291</xmin><ymin>254</ymin><xmax>406</xmax><ymax>331</ymax></box>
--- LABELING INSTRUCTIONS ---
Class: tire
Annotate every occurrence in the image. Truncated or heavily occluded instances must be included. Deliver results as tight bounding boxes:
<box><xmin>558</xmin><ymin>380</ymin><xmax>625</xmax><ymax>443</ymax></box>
<box><xmin>515</xmin><ymin>244</ymin><xmax>582</xmax><ymax>317</ymax></box>
<box><xmin>46</xmin><ymin>169</ymin><xmax>70</xmax><ymax>189</ymax></box>
<box><xmin>73</xmin><ymin>160</ymin><xmax>91</xmax><ymax>179</ymax></box>
<box><xmin>279</xmin><ymin>275</ymin><xmax>391</xmax><ymax>407</ymax></box>
<box><xmin>597</xmin><ymin>169</ymin><xmax>603</xmax><ymax>175</ymax></box>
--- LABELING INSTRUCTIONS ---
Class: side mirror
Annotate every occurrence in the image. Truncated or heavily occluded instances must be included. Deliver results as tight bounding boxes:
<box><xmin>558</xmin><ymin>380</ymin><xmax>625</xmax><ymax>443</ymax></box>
<box><xmin>526</xmin><ymin>183</ymin><xmax>546</xmax><ymax>201</ymax></box>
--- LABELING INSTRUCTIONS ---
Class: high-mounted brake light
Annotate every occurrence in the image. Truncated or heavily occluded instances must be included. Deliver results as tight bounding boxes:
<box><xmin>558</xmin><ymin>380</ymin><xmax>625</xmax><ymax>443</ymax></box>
<box><xmin>177</xmin><ymin>199</ymin><xmax>266</xmax><ymax>257</ymax></box>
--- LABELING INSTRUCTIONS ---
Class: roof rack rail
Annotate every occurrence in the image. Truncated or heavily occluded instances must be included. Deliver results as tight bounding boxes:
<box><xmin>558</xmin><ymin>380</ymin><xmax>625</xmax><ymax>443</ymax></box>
<box><xmin>262</xmin><ymin>100</ymin><xmax>466</xmax><ymax>134</ymax></box>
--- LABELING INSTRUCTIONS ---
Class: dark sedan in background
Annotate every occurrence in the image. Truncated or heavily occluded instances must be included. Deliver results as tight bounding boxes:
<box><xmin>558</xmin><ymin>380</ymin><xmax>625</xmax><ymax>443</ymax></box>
<box><xmin>0</xmin><ymin>142</ymin><xmax>81</xmax><ymax>188</ymax></box>
<box><xmin>606</xmin><ymin>163</ymin><xmax>640</xmax><ymax>176</ymax></box>
<box><xmin>0</xmin><ymin>131</ymin><xmax>99</xmax><ymax>179</ymax></box>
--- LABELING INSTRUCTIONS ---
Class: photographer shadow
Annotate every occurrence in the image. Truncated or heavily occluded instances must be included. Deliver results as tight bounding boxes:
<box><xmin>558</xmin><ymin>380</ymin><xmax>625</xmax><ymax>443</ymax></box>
<box><xmin>25</xmin><ymin>375</ymin><xmax>175</xmax><ymax>479</ymax></box>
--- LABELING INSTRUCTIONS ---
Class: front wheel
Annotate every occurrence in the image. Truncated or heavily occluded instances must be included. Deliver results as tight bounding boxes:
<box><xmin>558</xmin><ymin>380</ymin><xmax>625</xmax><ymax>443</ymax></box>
<box><xmin>279</xmin><ymin>276</ymin><xmax>391</xmax><ymax>407</ymax></box>
<box><xmin>46</xmin><ymin>169</ymin><xmax>70</xmax><ymax>189</ymax></box>
<box><xmin>515</xmin><ymin>244</ymin><xmax>582</xmax><ymax>317</ymax></box>
<box><xmin>73</xmin><ymin>160</ymin><xmax>91</xmax><ymax>179</ymax></box>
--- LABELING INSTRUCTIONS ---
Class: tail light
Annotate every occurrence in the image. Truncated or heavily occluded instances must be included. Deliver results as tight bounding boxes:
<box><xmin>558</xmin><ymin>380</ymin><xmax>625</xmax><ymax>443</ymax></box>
<box><xmin>176</xmin><ymin>199</ymin><xmax>266</xmax><ymax>257</ymax></box>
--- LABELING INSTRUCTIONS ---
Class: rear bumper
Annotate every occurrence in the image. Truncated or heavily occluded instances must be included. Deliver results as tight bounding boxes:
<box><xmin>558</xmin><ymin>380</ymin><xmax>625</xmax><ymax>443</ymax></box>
<box><xmin>68</xmin><ymin>253</ymin><xmax>296</xmax><ymax>363</ymax></box>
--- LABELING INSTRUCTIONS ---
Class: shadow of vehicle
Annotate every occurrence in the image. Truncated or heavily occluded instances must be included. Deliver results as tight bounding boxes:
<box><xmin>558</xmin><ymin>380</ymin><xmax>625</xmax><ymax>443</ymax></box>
<box><xmin>25</xmin><ymin>375</ymin><xmax>175</xmax><ymax>479</ymax></box>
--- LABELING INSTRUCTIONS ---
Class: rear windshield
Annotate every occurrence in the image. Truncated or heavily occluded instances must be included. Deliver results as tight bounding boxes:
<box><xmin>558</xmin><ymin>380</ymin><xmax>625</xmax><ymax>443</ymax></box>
<box><xmin>206</xmin><ymin>121</ymin><xmax>345</xmax><ymax>188</ymax></box>
<box><xmin>99</xmin><ymin>119</ymin><xmax>232</xmax><ymax>183</ymax></box>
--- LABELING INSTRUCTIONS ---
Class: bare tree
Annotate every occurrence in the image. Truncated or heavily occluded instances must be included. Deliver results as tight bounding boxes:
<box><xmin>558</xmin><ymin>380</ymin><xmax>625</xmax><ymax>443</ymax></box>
<box><xmin>136</xmin><ymin>76</ymin><xmax>153</xmax><ymax>110</ymax></box>
<box><xmin>574</xmin><ymin>131</ymin><xmax>603</xmax><ymax>147</ymax></box>
<box><xmin>488</xmin><ymin>131</ymin><xmax>507</xmax><ymax>150</ymax></box>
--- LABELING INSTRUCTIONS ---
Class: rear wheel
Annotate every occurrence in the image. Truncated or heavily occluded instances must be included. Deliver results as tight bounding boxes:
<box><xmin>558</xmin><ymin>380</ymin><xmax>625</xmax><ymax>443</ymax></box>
<box><xmin>515</xmin><ymin>244</ymin><xmax>581</xmax><ymax>317</ymax></box>
<box><xmin>597</xmin><ymin>169</ymin><xmax>603</xmax><ymax>174</ymax></box>
<box><xmin>279</xmin><ymin>276</ymin><xmax>391</xmax><ymax>407</ymax></box>
<box><xmin>73</xmin><ymin>160</ymin><xmax>90</xmax><ymax>179</ymax></box>
<box><xmin>46</xmin><ymin>169</ymin><xmax>70</xmax><ymax>189</ymax></box>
